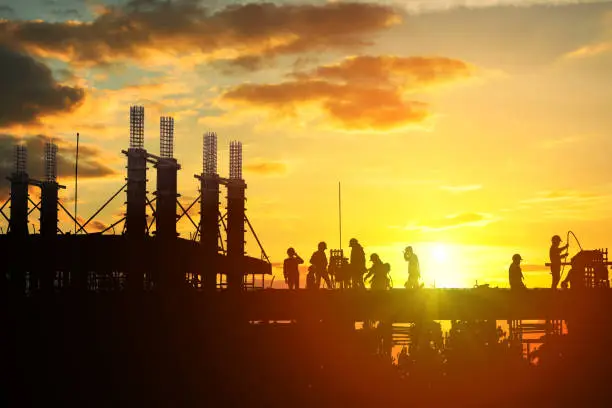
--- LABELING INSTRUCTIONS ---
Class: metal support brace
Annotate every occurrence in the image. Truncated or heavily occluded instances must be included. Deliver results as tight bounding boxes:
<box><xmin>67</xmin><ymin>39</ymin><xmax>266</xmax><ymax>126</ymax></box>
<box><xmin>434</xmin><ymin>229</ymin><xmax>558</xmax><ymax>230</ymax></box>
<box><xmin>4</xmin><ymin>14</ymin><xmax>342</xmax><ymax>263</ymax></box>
<box><xmin>77</xmin><ymin>183</ymin><xmax>127</xmax><ymax>233</ymax></box>
<box><xmin>27</xmin><ymin>198</ymin><xmax>41</xmax><ymax>216</ymax></box>
<box><xmin>100</xmin><ymin>216</ymin><xmax>126</xmax><ymax>234</ymax></box>
<box><xmin>177</xmin><ymin>198</ymin><xmax>199</xmax><ymax>231</ymax></box>
<box><xmin>58</xmin><ymin>201</ymin><xmax>88</xmax><ymax>234</ymax></box>
<box><xmin>245</xmin><ymin>214</ymin><xmax>270</xmax><ymax>263</ymax></box>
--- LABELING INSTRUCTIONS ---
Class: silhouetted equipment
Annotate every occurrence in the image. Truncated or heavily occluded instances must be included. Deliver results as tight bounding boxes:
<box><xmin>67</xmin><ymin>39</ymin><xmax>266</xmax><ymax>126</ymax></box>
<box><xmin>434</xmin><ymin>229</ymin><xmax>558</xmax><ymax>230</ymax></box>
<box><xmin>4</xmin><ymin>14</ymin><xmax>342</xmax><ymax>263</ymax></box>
<box><xmin>227</xmin><ymin>141</ymin><xmax>246</xmax><ymax>291</ymax></box>
<box><xmin>329</xmin><ymin>249</ymin><xmax>350</xmax><ymax>289</ymax></box>
<box><xmin>547</xmin><ymin>249</ymin><xmax>611</xmax><ymax>289</ymax></box>
<box><xmin>8</xmin><ymin>145</ymin><xmax>29</xmax><ymax>237</ymax></box>
<box><xmin>196</xmin><ymin>132</ymin><xmax>220</xmax><ymax>291</ymax></box>
<box><xmin>125</xmin><ymin>106</ymin><xmax>147</xmax><ymax>238</ymax></box>
<box><xmin>40</xmin><ymin>141</ymin><xmax>65</xmax><ymax>237</ymax></box>
<box><xmin>155</xmin><ymin>116</ymin><xmax>179</xmax><ymax>239</ymax></box>
<box><xmin>0</xmin><ymin>105</ymin><xmax>271</xmax><ymax>294</ymax></box>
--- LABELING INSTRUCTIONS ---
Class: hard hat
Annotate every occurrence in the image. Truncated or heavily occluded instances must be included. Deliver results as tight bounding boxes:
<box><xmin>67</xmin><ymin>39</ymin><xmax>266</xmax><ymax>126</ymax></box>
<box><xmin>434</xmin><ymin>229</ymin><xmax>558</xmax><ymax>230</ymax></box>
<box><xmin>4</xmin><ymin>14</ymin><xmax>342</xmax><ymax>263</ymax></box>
<box><xmin>512</xmin><ymin>254</ymin><xmax>522</xmax><ymax>262</ymax></box>
<box><xmin>552</xmin><ymin>235</ymin><xmax>562</xmax><ymax>243</ymax></box>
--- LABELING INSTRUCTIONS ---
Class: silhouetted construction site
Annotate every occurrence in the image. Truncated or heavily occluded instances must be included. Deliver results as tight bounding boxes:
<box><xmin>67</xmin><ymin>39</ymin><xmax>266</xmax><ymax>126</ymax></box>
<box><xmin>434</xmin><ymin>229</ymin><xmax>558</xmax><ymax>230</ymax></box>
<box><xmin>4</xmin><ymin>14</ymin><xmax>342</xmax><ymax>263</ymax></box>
<box><xmin>1</xmin><ymin>106</ymin><xmax>612</xmax><ymax>407</ymax></box>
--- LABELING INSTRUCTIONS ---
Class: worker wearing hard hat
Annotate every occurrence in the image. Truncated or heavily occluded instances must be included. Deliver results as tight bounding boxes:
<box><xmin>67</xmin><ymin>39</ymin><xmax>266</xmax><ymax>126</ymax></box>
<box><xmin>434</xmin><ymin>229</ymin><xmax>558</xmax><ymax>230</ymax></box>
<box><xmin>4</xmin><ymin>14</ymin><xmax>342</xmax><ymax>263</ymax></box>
<box><xmin>509</xmin><ymin>254</ymin><xmax>526</xmax><ymax>289</ymax></box>
<box><xmin>549</xmin><ymin>235</ymin><xmax>569</xmax><ymax>289</ymax></box>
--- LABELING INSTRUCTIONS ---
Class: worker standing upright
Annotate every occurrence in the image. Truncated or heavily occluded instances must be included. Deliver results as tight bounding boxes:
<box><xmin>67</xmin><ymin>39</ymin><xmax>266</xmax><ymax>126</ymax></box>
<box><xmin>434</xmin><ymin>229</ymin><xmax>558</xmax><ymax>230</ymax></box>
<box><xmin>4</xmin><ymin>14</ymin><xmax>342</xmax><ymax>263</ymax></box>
<box><xmin>283</xmin><ymin>247</ymin><xmax>304</xmax><ymax>290</ymax></box>
<box><xmin>509</xmin><ymin>254</ymin><xmax>526</xmax><ymax>289</ymax></box>
<box><xmin>349</xmin><ymin>238</ymin><xmax>366</xmax><ymax>289</ymax></box>
<box><xmin>549</xmin><ymin>235</ymin><xmax>568</xmax><ymax>289</ymax></box>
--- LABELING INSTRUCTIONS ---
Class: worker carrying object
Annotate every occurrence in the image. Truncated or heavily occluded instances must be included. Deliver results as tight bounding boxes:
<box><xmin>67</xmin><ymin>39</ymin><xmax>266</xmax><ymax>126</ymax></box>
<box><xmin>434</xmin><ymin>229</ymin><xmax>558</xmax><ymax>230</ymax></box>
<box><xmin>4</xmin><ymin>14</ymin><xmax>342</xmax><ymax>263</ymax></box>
<box><xmin>283</xmin><ymin>247</ymin><xmax>304</xmax><ymax>290</ymax></box>
<box><xmin>404</xmin><ymin>246</ymin><xmax>421</xmax><ymax>289</ymax></box>
<box><xmin>509</xmin><ymin>254</ymin><xmax>526</xmax><ymax>289</ymax></box>
<box><xmin>364</xmin><ymin>253</ymin><xmax>391</xmax><ymax>290</ymax></box>
<box><xmin>549</xmin><ymin>235</ymin><xmax>568</xmax><ymax>289</ymax></box>
<box><xmin>310</xmin><ymin>241</ymin><xmax>332</xmax><ymax>289</ymax></box>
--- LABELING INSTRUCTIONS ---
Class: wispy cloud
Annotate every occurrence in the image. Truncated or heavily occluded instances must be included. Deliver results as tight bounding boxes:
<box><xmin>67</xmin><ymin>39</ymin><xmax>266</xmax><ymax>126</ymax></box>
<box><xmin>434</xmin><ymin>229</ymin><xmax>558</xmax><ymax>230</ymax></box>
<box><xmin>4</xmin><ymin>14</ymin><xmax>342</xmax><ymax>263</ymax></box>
<box><xmin>404</xmin><ymin>212</ymin><xmax>496</xmax><ymax>232</ymax></box>
<box><xmin>400</xmin><ymin>0</ymin><xmax>607</xmax><ymax>13</ymax></box>
<box><xmin>244</xmin><ymin>161</ymin><xmax>288</xmax><ymax>175</ymax></box>
<box><xmin>439</xmin><ymin>184</ymin><xmax>482</xmax><ymax>193</ymax></box>
<box><xmin>563</xmin><ymin>41</ymin><xmax>612</xmax><ymax>59</ymax></box>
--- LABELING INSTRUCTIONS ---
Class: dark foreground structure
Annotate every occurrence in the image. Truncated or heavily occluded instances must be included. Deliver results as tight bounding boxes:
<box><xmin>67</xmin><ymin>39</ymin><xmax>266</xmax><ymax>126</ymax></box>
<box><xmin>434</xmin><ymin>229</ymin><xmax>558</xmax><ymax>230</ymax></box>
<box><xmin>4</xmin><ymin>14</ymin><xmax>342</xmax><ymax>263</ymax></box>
<box><xmin>2</xmin><ymin>107</ymin><xmax>612</xmax><ymax>407</ymax></box>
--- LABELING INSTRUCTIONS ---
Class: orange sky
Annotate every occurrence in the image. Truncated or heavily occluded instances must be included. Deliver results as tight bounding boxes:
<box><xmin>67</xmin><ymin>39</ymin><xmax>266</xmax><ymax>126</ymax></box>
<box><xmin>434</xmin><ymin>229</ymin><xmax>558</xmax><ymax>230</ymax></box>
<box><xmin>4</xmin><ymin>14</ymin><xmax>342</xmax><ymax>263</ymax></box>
<box><xmin>1</xmin><ymin>0</ymin><xmax>612</xmax><ymax>288</ymax></box>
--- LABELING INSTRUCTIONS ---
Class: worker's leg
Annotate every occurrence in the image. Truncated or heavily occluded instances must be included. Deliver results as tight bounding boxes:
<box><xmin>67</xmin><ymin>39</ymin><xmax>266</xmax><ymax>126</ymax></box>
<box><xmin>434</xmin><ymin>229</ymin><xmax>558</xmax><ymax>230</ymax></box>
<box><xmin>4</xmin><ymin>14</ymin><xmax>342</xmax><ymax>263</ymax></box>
<box><xmin>551</xmin><ymin>266</ymin><xmax>561</xmax><ymax>289</ymax></box>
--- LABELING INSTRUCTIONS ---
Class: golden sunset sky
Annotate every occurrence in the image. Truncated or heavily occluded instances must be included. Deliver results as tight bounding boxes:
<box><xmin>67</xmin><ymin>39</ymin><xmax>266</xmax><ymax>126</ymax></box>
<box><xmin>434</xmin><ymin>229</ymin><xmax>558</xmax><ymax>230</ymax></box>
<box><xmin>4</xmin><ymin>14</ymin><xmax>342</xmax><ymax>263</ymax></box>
<box><xmin>1</xmin><ymin>0</ymin><xmax>611</xmax><ymax>288</ymax></box>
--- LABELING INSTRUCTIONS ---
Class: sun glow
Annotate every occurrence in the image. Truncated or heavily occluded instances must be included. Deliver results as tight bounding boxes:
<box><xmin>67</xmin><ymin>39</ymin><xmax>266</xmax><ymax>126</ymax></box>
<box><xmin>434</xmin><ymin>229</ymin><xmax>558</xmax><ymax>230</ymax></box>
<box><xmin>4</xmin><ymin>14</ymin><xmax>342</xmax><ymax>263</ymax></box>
<box><xmin>423</xmin><ymin>243</ymin><xmax>465</xmax><ymax>288</ymax></box>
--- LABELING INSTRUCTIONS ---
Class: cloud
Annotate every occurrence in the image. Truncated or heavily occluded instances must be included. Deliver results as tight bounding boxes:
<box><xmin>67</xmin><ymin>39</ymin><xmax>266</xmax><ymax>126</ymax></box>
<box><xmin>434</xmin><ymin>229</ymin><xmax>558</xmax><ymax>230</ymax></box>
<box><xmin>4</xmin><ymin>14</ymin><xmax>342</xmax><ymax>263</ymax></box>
<box><xmin>0</xmin><ymin>0</ymin><xmax>400</xmax><ymax>68</ymax></box>
<box><xmin>0</xmin><ymin>45</ymin><xmax>85</xmax><ymax>127</ymax></box>
<box><xmin>400</xmin><ymin>0</ymin><xmax>607</xmax><ymax>13</ymax></box>
<box><xmin>0</xmin><ymin>134</ymin><xmax>118</xmax><ymax>197</ymax></box>
<box><xmin>563</xmin><ymin>41</ymin><xmax>612</xmax><ymax>59</ymax></box>
<box><xmin>521</xmin><ymin>189</ymin><xmax>603</xmax><ymax>204</ymax></box>
<box><xmin>0</xmin><ymin>5</ymin><xmax>14</xmax><ymax>16</ymax></box>
<box><xmin>297</xmin><ymin>55</ymin><xmax>472</xmax><ymax>87</ymax></box>
<box><xmin>406</xmin><ymin>212</ymin><xmax>496</xmax><ymax>231</ymax></box>
<box><xmin>222</xmin><ymin>55</ymin><xmax>473</xmax><ymax>131</ymax></box>
<box><xmin>439</xmin><ymin>184</ymin><xmax>482</xmax><ymax>193</ymax></box>
<box><xmin>89</xmin><ymin>220</ymin><xmax>108</xmax><ymax>232</ymax></box>
<box><xmin>244</xmin><ymin>161</ymin><xmax>287</xmax><ymax>175</ymax></box>
<box><xmin>521</xmin><ymin>263</ymin><xmax>550</xmax><ymax>272</ymax></box>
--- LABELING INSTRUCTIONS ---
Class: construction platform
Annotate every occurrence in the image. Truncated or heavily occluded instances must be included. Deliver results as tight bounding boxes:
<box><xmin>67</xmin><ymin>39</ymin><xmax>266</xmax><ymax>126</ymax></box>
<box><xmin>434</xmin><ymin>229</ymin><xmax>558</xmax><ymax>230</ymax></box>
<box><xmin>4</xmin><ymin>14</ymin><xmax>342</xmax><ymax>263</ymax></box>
<box><xmin>4</xmin><ymin>288</ymin><xmax>611</xmax><ymax>322</ymax></box>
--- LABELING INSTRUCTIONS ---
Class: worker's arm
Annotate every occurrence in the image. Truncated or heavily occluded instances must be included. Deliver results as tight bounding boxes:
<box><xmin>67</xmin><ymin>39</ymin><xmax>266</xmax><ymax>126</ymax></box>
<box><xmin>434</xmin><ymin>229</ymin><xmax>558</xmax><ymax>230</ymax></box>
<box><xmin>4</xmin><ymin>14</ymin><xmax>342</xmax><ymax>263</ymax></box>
<box><xmin>296</xmin><ymin>255</ymin><xmax>304</xmax><ymax>264</ymax></box>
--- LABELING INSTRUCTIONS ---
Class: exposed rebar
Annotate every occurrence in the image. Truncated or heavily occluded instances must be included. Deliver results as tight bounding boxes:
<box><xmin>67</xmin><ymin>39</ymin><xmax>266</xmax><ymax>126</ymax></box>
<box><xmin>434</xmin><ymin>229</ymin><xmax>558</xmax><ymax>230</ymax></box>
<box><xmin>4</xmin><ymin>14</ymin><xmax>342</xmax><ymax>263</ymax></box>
<box><xmin>130</xmin><ymin>105</ymin><xmax>145</xmax><ymax>149</ymax></box>
<box><xmin>203</xmin><ymin>132</ymin><xmax>217</xmax><ymax>176</ymax></box>
<box><xmin>14</xmin><ymin>144</ymin><xmax>27</xmax><ymax>175</ymax></box>
<box><xmin>160</xmin><ymin>116</ymin><xmax>175</xmax><ymax>159</ymax></box>
<box><xmin>44</xmin><ymin>140</ymin><xmax>58</xmax><ymax>183</ymax></box>
<box><xmin>229</xmin><ymin>141</ymin><xmax>242</xmax><ymax>180</ymax></box>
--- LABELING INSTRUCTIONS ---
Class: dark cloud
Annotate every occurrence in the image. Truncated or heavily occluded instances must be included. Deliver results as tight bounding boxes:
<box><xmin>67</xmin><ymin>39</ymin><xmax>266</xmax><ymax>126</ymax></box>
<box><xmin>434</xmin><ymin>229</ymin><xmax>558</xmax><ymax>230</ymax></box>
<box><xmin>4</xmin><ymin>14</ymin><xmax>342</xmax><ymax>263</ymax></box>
<box><xmin>0</xmin><ymin>134</ymin><xmax>117</xmax><ymax>196</ymax></box>
<box><xmin>0</xmin><ymin>45</ymin><xmax>85</xmax><ymax>126</ymax></box>
<box><xmin>223</xmin><ymin>55</ymin><xmax>472</xmax><ymax>130</ymax></box>
<box><xmin>50</xmin><ymin>8</ymin><xmax>81</xmax><ymax>18</ymax></box>
<box><xmin>0</xmin><ymin>5</ymin><xmax>13</xmax><ymax>16</ymax></box>
<box><xmin>0</xmin><ymin>0</ymin><xmax>400</xmax><ymax>68</ymax></box>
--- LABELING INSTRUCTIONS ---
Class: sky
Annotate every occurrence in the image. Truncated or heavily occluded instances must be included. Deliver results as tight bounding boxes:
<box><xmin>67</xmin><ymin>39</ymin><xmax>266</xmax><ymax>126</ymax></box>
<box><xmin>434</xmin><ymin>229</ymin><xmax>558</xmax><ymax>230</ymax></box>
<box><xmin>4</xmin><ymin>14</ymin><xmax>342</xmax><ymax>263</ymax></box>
<box><xmin>1</xmin><ymin>0</ymin><xmax>612</xmax><ymax>289</ymax></box>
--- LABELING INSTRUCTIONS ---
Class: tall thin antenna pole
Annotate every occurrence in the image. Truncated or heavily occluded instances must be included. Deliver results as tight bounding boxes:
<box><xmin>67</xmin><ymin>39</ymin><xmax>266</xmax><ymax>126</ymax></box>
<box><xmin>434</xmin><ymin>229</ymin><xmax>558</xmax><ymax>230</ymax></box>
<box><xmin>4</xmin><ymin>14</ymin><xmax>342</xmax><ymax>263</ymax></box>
<box><xmin>338</xmin><ymin>181</ymin><xmax>342</xmax><ymax>250</ymax></box>
<box><xmin>75</xmin><ymin>132</ymin><xmax>79</xmax><ymax>234</ymax></box>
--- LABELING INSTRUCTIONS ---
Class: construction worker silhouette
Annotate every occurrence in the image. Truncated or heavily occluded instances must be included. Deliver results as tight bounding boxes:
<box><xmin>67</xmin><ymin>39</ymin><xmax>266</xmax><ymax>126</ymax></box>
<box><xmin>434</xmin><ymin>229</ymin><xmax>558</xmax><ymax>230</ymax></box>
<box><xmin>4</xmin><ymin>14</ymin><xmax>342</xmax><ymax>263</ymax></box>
<box><xmin>509</xmin><ymin>254</ymin><xmax>526</xmax><ymax>289</ymax></box>
<box><xmin>549</xmin><ymin>235</ymin><xmax>568</xmax><ymax>289</ymax></box>
<box><xmin>349</xmin><ymin>238</ymin><xmax>366</xmax><ymax>289</ymax></box>
<box><xmin>310</xmin><ymin>241</ymin><xmax>332</xmax><ymax>289</ymax></box>
<box><xmin>404</xmin><ymin>246</ymin><xmax>421</xmax><ymax>289</ymax></box>
<box><xmin>364</xmin><ymin>253</ymin><xmax>391</xmax><ymax>290</ymax></box>
<box><xmin>283</xmin><ymin>247</ymin><xmax>304</xmax><ymax>290</ymax></box>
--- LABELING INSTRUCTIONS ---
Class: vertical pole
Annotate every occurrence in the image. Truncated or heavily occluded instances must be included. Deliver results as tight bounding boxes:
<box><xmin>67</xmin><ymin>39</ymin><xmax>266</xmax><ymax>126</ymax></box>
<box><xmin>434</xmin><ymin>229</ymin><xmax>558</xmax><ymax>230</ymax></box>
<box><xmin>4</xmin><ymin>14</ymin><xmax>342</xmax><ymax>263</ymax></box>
<box><xmin>338</xmin><ymin>181</ymin><xmax>342</xmax><ymax>251</ymax></box>
<box><xmin>75</xmin><ymin>132</ymin><xmax>79</xmax><ymax>234</ymax></box>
